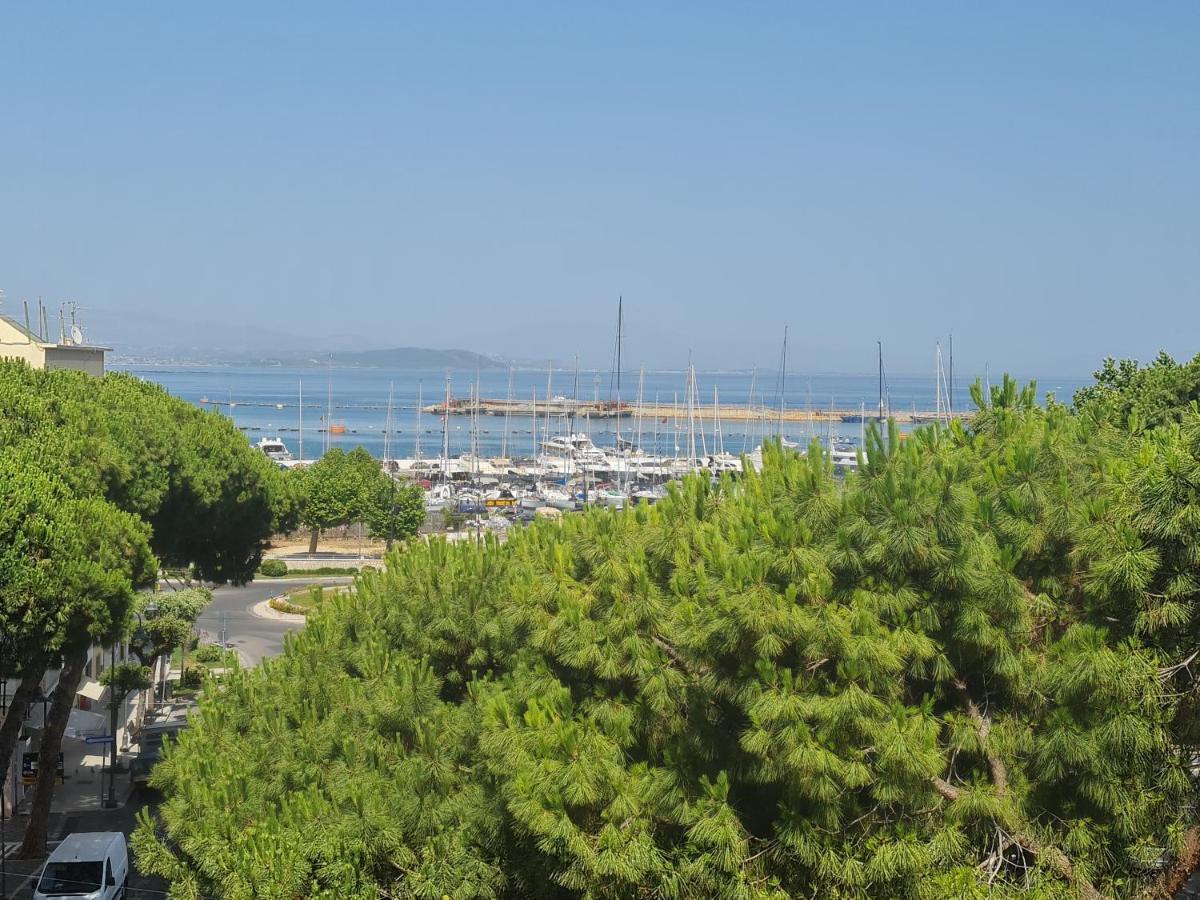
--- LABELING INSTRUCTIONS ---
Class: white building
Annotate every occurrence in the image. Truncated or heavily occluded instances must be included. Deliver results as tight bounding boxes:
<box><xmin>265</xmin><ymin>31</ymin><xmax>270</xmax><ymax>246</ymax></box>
<box><xmin>0</xmin><ymin>312</ymin><xmax>108</xmax><ymax>375</ymax></box>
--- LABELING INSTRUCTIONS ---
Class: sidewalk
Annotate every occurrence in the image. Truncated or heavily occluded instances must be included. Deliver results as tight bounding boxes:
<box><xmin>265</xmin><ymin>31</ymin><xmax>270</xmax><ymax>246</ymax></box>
<box><xmin>12</xmin><ymin>739</ymin><xmax>135</xmax><ymax>818</ymax></box>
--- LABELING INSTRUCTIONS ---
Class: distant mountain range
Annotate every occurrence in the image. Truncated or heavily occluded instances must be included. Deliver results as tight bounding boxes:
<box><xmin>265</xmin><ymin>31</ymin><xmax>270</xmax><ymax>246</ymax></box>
<box><xmin>89</xmin><ymin>307</ymin><xmax>507</xmax><ymax>369</ymax></box>
<box><xmin>275</xmin><ymin>347</ymin><xmax>506</xmax><ymax>369</ymax></box>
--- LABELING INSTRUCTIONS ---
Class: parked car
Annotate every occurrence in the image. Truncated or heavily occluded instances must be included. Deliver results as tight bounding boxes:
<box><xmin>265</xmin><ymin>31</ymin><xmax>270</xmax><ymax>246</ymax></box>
<box><xmin>130</xmin><ymin>717</ymin><xmax>188</xmax><ymax>785</ymax></box>
<box><xmin>34</xmin><ymin>831</ymin><xmax>128</xmax><ymax>900</ymax></box>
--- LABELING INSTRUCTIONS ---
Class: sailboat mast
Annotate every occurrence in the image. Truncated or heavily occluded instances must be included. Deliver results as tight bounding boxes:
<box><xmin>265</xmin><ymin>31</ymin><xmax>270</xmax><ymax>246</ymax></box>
<box><xmin>777</xmin><ymin>325</ymin><xmax>788</xmax><ymax>438</ymax></box>
<box><xmin>502</xmin><ymin>365</ymin><xmax>514</xmax><ymax>459</ymax></box>
<box><xmin>384</xmin><ymin>381</ymin><xmax>394</xmax><ymax>463</ymax></box>
<box><xmin>531</xmin><ymin>387</ymin><xmax>538</xmax><ymax>460</ymax></box>
<box><xmin>635</xmin><ymin>364</ymin><xmax>644</xmax><ymax>454</ymax></box>
<box><xmin>744</xmin><ymin>368</ymin><xmax>757</xmax><ymax>454</ymax></box>
<box><xmin>714</xmin><ymin>386</ymin><xmax>722</xmax><ymax>455</ymax></box>
<box><xmin>325</xmin><ymin>356</ymin><xmax>333</xmax><ymax>455</ymax></box>
<box><xmin>546</xmin><ymin>361</ymin><xmax>553</xmax><ymax>444</ymax></box>
<box><xmin>673</xmin><ymin>390</ymin><xmax>680</xmax><ymax>459</ymax></box>
<box><xmin>653</xmin><ymin>391</ymin><xmax>659</xmax><ymax>458</ymax></box>
<box><xmin>948</xmin><ymin>333</ymin><xmax>954</xmax><ymax>416</ymax></box>
<box><xmin>615</xmin><ymin>297</ymin><xmax>623</xmax><ymax>453</ymax></box>
<box><xmin>878</xmin><ymin>341</ymin><xmax>884</xmax><ymax>420</ymax></box>
<box><xmin>935</xmin><ymin>343</ymin><xmax>943</xmax><ymax>423</ymax></box>
<box><xmin>441</xmin><ymin>376</ymin><xmax>451</xmax><ymax>485</ymax></box>
<box><xmin>298</xmin><ymin>378</ymin><xmax>304</xmax><ymax>463</ymax></box>
<box><xmin>691</xmin><ymin>360</ymin><xmax>700</xmax><ymax>465</ymax></box>
<box><xmin>571</xmin><ymin>356</ymin><xmax>579</xmax><ymax>436</ymax></box>
<box><xmin>415</xmin><ymin>382</ymin><xmax>423</xmax><ymax>461</ymax></box>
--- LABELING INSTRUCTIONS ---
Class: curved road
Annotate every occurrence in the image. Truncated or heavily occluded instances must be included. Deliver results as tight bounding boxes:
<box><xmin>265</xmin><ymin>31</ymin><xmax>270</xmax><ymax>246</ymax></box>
<box><xmin>195</xmin><ymin>577</ymin><xmax>352</xmax><ymax>666</ymax></box>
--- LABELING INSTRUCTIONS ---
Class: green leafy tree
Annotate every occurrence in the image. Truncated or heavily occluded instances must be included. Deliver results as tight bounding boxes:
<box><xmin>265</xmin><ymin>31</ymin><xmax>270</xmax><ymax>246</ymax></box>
<box><xmin>17</xmin><ymin>495</ymin><xmax>156</xmax><ymax>858</ymax></box>
<box><xmin>1074</xmin><ymin>351</ymin><xmax>1200</xmax><ymax>431</ymax></box>
<box><xmin>361</xmin><ymin>475</ymin><xmax>426</xmax><ymax>550</ymax></box>
<box><xmin>297</xmin><ymin>448</ymin><xmax>370</xmax><ymax>553</ymax></box>
<box><xmin>127</xmin><ymin>589</ymin><xmax>211</xmax><ymax>669</ymax></box>
<box><xmin>0</xmin><ymin>360</ymin><xmax>286</xmax><ymax>856</ymax></box>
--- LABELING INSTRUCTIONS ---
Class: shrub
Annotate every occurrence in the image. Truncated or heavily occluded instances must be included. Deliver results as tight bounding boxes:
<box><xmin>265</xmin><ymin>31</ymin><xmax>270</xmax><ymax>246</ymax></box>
<box><xmin>179</xmin><ymin>664</ymin><xmax>204</xmax><ymax>690</ymax></box>
<box><xmin>258</xmin><ymin>559</ymin><xmax>288</xmax><ymax>577</ymax></box>
<box><xmin>192</xmin><ymin>643</ymin><xmax>224</xmax><ymax>664</ymax></box>
<box><xmin>268</xmin><ymin>596</ymin><xmax>309</xmax><ymax>616</ymax></box>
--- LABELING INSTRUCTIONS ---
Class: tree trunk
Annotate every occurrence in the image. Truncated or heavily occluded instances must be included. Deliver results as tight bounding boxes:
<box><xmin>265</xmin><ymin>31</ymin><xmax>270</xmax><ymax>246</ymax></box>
<box><xmin>0</xmin><ymin>667</ymin><xmax>41</xmax><ymax>796</ymax></box>
<box><xmin>17</xmin><ymin>649</ymin><xmax>86</xmax><ymax>858</ymax></box>
<box><xmin>309</xmin><ymin>527</ymin><xmax>320</xmax><ymax>554</ymax></box>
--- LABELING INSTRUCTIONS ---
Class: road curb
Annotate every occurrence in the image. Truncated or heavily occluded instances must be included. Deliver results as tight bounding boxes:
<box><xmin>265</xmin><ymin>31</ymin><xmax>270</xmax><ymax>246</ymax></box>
<box><xmin>251</xmin><ymin>598</ymin><xmax>306</xmax><ymax>624</ymax></box>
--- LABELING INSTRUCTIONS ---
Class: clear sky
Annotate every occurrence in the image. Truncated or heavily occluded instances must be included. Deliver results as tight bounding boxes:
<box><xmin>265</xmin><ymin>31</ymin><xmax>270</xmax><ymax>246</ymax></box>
<box><xmin>1</xmin><ymin>3</ymin><xmax>1197</xmax><ymax>375</ymax></box>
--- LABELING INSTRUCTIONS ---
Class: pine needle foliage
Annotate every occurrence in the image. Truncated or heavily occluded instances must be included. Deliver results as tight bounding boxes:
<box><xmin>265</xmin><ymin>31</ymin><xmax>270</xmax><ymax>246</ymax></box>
<box><xmin>139</xmin><ymin>382</ymin><xmax>1200</xmax><ymax>898</ymax></box>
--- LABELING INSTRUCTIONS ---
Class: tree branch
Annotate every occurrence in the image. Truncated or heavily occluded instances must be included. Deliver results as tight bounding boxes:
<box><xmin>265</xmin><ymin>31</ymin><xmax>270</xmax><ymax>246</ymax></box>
<box><xmin>1139</xmin><ymin>825</ymin><xmax>1200</xmax><ymax>900</ymax></box>
<box><xmin>952</xmin><ymin>679</ymin><xmax>1007</xmax><ymax>794</ymax></box>
<box><xmin>933</xmin><ymin>680</ymin><xmax>1104</xmax><ymax>899</ymax></box>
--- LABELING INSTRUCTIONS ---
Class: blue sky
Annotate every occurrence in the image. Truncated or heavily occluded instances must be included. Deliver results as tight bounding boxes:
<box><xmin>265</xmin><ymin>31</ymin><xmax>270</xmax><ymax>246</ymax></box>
<box><xmin>1</xmin><ymin>3</ymin><xmax>1197</xmax><ymax>375</ymax></box>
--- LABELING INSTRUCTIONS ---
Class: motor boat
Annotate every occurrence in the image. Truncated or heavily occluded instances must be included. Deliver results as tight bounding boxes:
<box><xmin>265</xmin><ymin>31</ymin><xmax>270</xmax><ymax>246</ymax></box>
<box><xmin>255</xmin><ymin>437</ymin><xmax>304</xmax><ymax>468</ymax></box>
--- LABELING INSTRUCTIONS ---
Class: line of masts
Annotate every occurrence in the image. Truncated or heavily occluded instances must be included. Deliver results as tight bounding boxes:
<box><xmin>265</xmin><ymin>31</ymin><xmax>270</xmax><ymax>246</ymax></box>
<box><xmin>272</xmin><ymin>310</ymin><xmax>962</xmax><ymax>464</ymax></box>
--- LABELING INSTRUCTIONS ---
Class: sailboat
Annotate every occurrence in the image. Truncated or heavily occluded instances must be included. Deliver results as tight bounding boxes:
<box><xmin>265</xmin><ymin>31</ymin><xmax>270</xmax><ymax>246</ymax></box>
<box><xmin>842</xmin><ymin>341</ymin><xmax>889</xmax><ymax>424</ymax></box>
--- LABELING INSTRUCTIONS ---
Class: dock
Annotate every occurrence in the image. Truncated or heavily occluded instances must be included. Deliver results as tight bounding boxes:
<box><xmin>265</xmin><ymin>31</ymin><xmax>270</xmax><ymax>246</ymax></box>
<box><xmin>423</xmin><ymin>398</ymin><xmax>972</xmax><ymax>425</ymax></box>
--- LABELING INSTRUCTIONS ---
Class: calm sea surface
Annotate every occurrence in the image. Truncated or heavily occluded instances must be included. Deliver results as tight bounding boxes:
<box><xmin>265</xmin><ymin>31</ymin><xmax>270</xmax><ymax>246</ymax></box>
<box><xmin>113</xmin><ymin>364</ymin><xmax>1091</xmax><ymax>460</ymax></box>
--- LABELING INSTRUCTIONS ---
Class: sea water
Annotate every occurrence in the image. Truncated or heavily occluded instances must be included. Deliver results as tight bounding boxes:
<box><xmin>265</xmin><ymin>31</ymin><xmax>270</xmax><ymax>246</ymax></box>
<box><xmin>113</xmin><ymin>364</ymin><xmax>1090</xmax><ymax>461</ymax></box>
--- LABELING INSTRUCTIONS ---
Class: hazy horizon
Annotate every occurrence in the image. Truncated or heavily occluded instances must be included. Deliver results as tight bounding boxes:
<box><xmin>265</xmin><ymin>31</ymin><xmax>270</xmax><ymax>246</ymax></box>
<box><xmin>2</xmin><ymin>4</ymin><xmax>1197</xmax><ymax>374</ymax></box>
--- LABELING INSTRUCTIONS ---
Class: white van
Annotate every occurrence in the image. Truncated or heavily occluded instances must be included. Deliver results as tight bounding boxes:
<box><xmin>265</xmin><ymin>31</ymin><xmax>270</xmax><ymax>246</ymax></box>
<box><xmin>33</xmin><ymin>831</ymin><xmax>128</xmax><ymax>899</ymax></box>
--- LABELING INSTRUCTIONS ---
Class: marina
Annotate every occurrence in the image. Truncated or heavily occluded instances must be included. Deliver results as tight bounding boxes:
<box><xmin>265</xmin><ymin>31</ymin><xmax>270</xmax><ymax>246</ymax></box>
<box><xmin>113</xmin><ymin>359</ymin><xmax>1090</xmax><ymax>527</ymax></box>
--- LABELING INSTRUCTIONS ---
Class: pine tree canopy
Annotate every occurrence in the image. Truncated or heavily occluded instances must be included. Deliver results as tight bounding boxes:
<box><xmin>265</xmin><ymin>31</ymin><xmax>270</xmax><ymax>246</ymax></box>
<box><xmin>136</xmin><ymin>377</ymin><xmax>1200</xmax><ymax>899</ymax></box>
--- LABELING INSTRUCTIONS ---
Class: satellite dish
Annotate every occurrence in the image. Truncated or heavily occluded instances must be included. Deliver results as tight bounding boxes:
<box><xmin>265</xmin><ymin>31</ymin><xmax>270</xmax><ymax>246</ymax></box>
<box><xmin>70</xmin><ymin>325</ymin><xmax>84</xmax><ymax>345</ymax></box>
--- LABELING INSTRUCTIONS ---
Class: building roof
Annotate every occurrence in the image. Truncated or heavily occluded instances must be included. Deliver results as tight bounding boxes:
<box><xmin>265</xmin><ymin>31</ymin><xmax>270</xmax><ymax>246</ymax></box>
<box><xmin>0</xmin><ymin>313</ymin><xmax>111</xmax><ymax>351</ymax></box>
<box><xmin>0</xmin><ymin>313</ymin><xmax>41</xmax><ymax>342</ymax></box>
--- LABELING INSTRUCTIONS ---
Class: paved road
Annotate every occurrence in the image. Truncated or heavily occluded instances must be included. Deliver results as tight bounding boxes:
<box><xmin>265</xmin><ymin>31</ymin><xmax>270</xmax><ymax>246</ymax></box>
<box><xmin>194</xmin><ymin>577</ymin><xmax>351</xmax><ymax>666</ymax></box>
<box><xmin>0</xmin><ymin>577</ymin><xmax>349</xmax><ymax>898</ymax></box>
<box><xmin>2</xmin><ymin>788</ymin><xmax>166</xmax><ymax>899</ymax></box>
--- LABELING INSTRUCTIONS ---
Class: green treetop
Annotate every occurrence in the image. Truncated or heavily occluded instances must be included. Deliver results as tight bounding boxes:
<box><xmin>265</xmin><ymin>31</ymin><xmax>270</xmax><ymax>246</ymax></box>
<box><xmin>135</xmin><ymin>384</ymin><xmax>1200</xmax><ymax>899</ymax></box>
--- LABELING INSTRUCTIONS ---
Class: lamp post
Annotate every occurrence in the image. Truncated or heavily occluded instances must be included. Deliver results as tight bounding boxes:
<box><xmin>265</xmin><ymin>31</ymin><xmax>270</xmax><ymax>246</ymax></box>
<box><xmin>133</xmin><ymin>603</ymin><xmax>160</xmax><ymax>712</ymax></box>
<box><xmin>1</xmin><ymin>631</ymin><xmax>12</xmax><ymax>900</ymax></box>
<box><xmin>103</xmin><ymin>644</ymin><xmax>117</xmax><ymax>809</ymax></box>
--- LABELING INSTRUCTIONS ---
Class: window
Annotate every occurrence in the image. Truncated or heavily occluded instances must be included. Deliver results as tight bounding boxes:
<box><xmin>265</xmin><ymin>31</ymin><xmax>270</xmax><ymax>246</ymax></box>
<box><xmin>38</xmin><ymin>860</ymin><xmax>102</xmax><ymax>894</ymax></box>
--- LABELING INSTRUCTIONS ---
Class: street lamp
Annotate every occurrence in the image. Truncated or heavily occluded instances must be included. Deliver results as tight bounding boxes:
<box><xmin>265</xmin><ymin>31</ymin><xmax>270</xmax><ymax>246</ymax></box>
<box><xmin>1</xmin><ymin>630</ymin><xmax>14</xmax><ymax>900</ymax></box>
<box><xmin>103</xmin><ymin>644</ymin><xmax>117</xmax><ymax>809</ymax></box>
<box><xmin>133</xmin><ymin>603</ymin><xmax>161</xmax><ymax>707</ymax></box>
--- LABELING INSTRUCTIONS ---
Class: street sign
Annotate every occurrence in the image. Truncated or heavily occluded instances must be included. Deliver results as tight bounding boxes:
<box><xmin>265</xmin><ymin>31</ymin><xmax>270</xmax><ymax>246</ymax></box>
<box><xmin>22</xmin><ymin>751</ymin><xmax>65</xmax><ymax>784</ymax></box>
<box><xmin>84</xmin><ymin>735</ymin><xmax>115</xmax><ymax>745</ymax></box>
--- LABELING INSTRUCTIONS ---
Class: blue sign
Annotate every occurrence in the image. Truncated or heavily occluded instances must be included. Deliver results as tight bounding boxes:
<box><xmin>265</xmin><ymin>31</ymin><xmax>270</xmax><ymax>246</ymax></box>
<box><xmin>84</xmin><ymin>735</ymin><xmax>115</xmax><ymax>745</ymax></box>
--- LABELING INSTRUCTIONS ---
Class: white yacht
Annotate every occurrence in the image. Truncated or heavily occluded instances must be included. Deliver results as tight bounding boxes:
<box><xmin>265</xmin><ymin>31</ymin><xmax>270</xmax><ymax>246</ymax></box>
<box><xmin>256</xmin><ymin>437</ymin><xmax>303</xmax><ymax>468</ymax></box>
